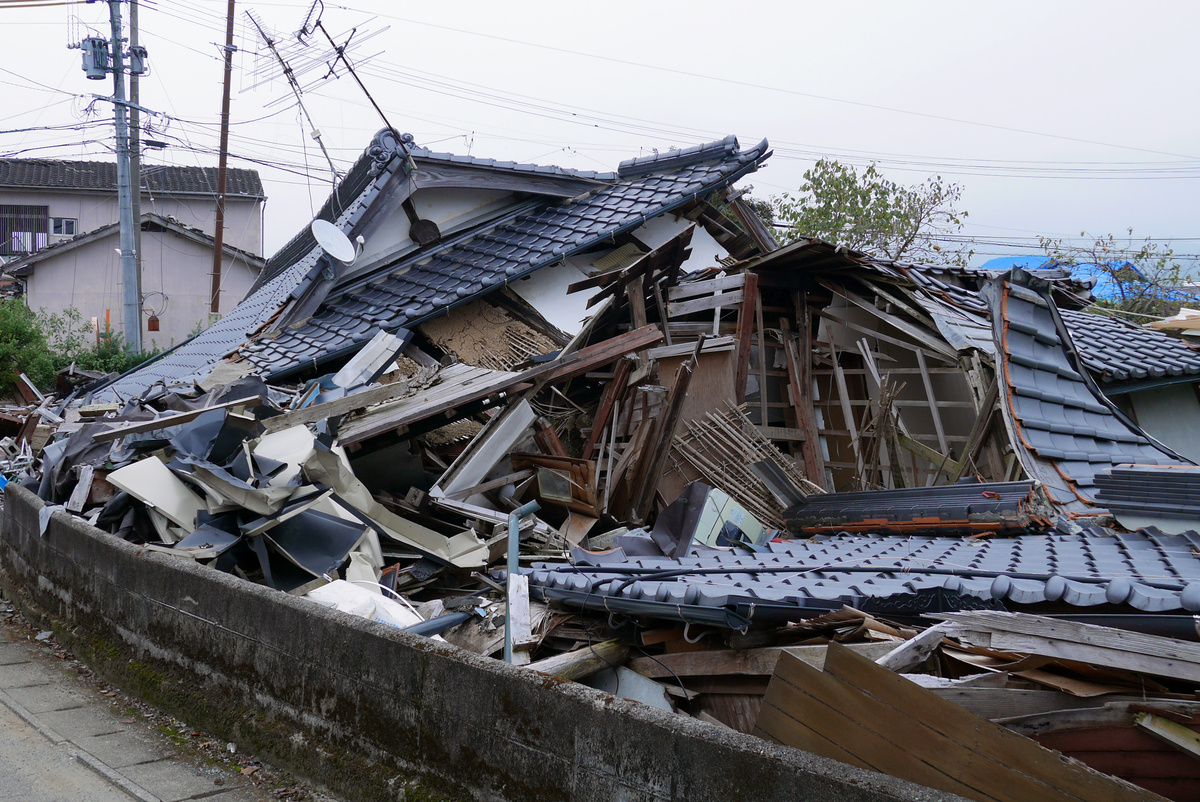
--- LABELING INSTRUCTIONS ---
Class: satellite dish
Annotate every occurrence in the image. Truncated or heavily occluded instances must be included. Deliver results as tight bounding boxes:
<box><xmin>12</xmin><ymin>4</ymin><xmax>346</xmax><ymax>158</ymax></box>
<box><xmin>311</xmin><ymin>219</ymin><xmax>357</xmax><ymax>264</ymax></box>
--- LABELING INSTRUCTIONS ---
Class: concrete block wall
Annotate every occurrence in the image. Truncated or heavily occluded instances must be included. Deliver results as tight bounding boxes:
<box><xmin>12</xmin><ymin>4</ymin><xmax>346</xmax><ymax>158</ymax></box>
<box><xmin>0</xmin><ymin>484</ymin><xmax>957</xmax><ymax>802</ymax></box>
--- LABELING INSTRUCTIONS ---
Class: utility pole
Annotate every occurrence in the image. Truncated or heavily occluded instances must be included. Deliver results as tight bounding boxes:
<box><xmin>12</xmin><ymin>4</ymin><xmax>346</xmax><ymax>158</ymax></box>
<box><xmin>129</xmin><ymin>0</ymin><xmax>143</xmax><ymax>324</ymax></box>
<box><xmin>107</xmin><ymin>0</ymin><xmax>141</xmax><ymax>353</ymax></box>
<box><xmin>210</xmin><ymin>0</ymin><xmax>236</xmax><ymax>318</ymax></box>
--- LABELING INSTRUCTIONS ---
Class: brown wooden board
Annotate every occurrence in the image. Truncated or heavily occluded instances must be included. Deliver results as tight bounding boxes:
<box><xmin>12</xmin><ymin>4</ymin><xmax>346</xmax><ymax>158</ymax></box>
<box><xmin>628</xmin><ymin>641</ymin><xmax>897</xmax><ymax>679</ymax></box>
<box><xmin>753</xmin><ymin>642</ymin><xmax>1162</xmax><ymax>802</ymax></box>
<box><xmin>694</xmin><ymin>693</ymin><xmax>763</xmax><ymax>735</ymax></box>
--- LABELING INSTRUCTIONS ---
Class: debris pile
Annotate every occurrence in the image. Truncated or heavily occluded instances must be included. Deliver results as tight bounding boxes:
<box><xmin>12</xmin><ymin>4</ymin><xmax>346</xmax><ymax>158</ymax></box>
<box><xmin>7</xmin><ymin>131</ymin><xmax>1200</xmax><ymax>800</ymax></box>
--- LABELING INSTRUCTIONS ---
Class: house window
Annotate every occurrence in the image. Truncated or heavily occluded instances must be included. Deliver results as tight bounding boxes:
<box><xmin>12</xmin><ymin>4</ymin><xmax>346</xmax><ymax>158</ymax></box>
<box><xmin>0</xmin><ymin>204</ymin><xmax>49</xmax><ymax>256</ymax></box>
<box><xmin>52</xmin><ymin>217</ymin><xmax>76</xmax><ymax>237</ymax></box>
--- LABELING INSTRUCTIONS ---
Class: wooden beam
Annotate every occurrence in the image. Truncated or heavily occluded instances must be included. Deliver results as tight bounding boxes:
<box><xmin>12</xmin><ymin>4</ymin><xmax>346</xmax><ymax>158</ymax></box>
<box><xmin>875</xmin><ymin>622</ymin><xmax>950</xmax><ymax>673</ymax></box>
<box><xmin>668</xmin><ymin>289</ymin><xmax>745</xmax><ymax>318</ymax></box>
<box><xmin>93</xmin><ymin>394</ymin><xmax>268</xmax><ymax>442</ymax></box>
<box><xmin>831</xmin><ymin>352</ymin><xmax>864</xmax><ymax>479</ymax></box>
<box><xmin>582</xmin><ymin>357</ymin><xmax>632</xmax><ymax>461</ymax></box>
<box><xmin>525</xmin><ymin>639</ymin><xmax>630</xmax><ymax>681</ymax></box>
<box><xmin>946</xmin><ymin>377</ymin><xmax>998</xmax><ymax>483</ymax></box>
<box><xmin>534</xmin><ymin>417</ymin><xmax>569</xmax><ymax>457</ymax></box>
<box><xmin>339</xmin><ymin>326</ymin><xmax>664</xmax><ymax>446</ymax></box>
<box><xmin>915</xmin><ymin>350</ymin><xmax>950</xmax><ymax>456</ymax></box>
<box><xmin>755</xmin><ymin>288</ymin><xmax>769</xmax><ymax>427</ymax></box>
<box><xmin>896</xmin><ymin>432</ymin><xmax>962</xmax><ymax>480</ymax></box>
<box><xmin>629</xmin><ymin>642</ymin><xmax>898</xmax><ymax>679</ymax></box>
<box><xmin>650</xmin><ymin>278</ymin><xmax>672</xmax><ymax>346</ymax></box>
<box><xmin>628</xmin><ymin>338</ymin><xmax>701</xmax><ymax>524</ymax></box>
<box><xmin>1135</xmin><ymin>712</ymin><xmax>1200</xmax><ymax>760</ymax></box>
<box><xmin>443</xmin><ymin>469</ymin><xmax>534</xmax><ymax>501</ymax></box>
<box><xmin>938</xmin><ymin>611</ymin><xmax>1200</xmax><ymax>684</ymax></box>
<box><xmin>734</xmin><ymin>272</ymin><xmax>758</xmax><ymax>405</ymax></box>
<box><xmin>667</xmin><ymin>272</ymin><xmax>746</xmax><ymax>301</ymax></box>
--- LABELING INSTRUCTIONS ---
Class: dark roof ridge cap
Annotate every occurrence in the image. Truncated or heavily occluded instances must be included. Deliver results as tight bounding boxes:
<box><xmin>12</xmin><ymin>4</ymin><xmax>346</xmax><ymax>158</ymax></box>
<box><xmin>617</xmin><ymin>135</ymin><xmax>767</xmax><ymax>179</ymax></box>
<box><xmin>365</xmin><ymin>128</ymin><xmax>617</xmax><ymax>183</ymax></box>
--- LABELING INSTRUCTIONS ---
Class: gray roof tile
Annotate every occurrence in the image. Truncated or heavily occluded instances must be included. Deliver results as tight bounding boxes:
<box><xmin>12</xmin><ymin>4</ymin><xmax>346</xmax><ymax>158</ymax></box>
<box><xmin>0</xmin><ymin>158</ymin><xmax>264</xmax><ymax>198</ymax></box>
<box><xmin>526</xmin><ymin>527</ymin><xmax>1200</xmax><ymax>627</ymax></box>
<box><xmin>89</xmin><ymin>132</ymin><xmax>743</xmax><ymax>396</ymax></box>
<box><xmin>1060</xmin><ymin>308</ymin><xmax>1200</xmax><ymax>385</ymax></box>
<box><xmin>984</xmin><ymin>271</ymin><xmax>1189</xmax><ymax>509</ymax></box>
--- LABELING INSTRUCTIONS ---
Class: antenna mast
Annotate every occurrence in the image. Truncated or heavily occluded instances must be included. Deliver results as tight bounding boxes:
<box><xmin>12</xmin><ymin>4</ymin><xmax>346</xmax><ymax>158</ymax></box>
<box><xmin>246</xmin><ymin>11</ymin><xmax>341</xmax><ymax>183</ymax></box>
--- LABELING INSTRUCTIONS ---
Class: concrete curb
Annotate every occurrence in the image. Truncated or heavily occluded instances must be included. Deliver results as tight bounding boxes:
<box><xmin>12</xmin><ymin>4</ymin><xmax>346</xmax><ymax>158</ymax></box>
<box><xmin>0</xmin><ymin>685</ymin><xmax>162</xmax><ymax>802</ymax></box>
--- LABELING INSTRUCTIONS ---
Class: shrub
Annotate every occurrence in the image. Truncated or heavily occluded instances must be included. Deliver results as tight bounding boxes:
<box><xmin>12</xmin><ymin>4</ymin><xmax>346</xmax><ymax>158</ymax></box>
<box><xmin>0</xmin><ymin>299</ymin><xmax>56</xmax><ymax>393</ymax></box>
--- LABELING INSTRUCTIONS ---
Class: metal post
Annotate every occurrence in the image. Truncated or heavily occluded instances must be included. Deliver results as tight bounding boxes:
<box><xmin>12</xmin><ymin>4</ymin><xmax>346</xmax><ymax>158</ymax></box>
<box><xmin>210</xmin><ymin>0</ymin><xmax>236</xmax><ymax>317</ymax></box>
<box><xmin>504</xmin><ymin>500</ymin><xmax>540</xmax><ymax>664</ymax></box>
<box><xmin>108</xmin><ymin>0</ymin><xmax>141</xmax><ymax>353</ymax></box>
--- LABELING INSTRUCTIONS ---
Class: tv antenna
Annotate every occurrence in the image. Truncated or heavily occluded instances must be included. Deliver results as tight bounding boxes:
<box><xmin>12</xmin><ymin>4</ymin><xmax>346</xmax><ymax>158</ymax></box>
<box><xmin>295</xmin><ymin>0</ymin><xmax>414</xmax><ymax>166</ymax></box>
<box><xmin>245</xmin><ymin>9</ymin><xmax>341</xmax><ymax>183</ymax></box>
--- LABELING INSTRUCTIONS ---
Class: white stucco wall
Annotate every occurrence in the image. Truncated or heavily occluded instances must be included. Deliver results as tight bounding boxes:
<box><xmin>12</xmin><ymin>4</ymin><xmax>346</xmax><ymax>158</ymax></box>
<box><xmin>23</xmin><ymin>228</ymin><xmax>258</xmax><ymax>350</ymax></box>
<box><xmin>0</xmin><ymin>189</ymin><xmax>262</xmax><ymax>255</ymax></box>
<box><xmin>1129</xmin><ymin>383</ymin><xmax>1200</xmax><ymax>463</ymax></box>
<box><xmin>632</xmin><ymin>214</ymin><xmax>730</xmax><ymax>275</ymax></box>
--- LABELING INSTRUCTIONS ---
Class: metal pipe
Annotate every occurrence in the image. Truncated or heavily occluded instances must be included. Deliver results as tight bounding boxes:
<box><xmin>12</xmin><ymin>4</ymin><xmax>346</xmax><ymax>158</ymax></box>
<box><xmin>504</xmin><ymin>500</ymin><xmax>540</xmax><ymax>663</ymax></box>
<box><xmin>404</xmin><ymin>611</ymin><xmax>471</xmax><ymax>638</ymax></box>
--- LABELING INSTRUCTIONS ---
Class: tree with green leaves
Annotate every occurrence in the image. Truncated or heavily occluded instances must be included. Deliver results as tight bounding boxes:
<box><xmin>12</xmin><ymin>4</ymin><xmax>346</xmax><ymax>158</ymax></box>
<box><xmin>771</xmin><ymin>158</ymin><xmax>971</xmax><ymax>266</ymax></box>
<box><xmin>1039</xmin><ymin>230</ymin><xmax>1191</xmax><ymax>320</ymax></box>
<box><xmin>0</xmin><ymin>300</ymin><xmax>56</xmax><ymax>394</ymax></box>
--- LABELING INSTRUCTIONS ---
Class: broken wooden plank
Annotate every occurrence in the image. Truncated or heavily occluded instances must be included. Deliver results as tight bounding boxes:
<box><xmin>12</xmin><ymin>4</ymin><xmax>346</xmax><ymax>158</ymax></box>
<box><xmin>785</xmin><ymin>302</ymin><xmax>825</xmax><ymax>490</ymax></box>
<box><xmin>15</xmin><ymin>373</ymin><xmax>43</xmax><ymax>405</ymax></box>
<box><xmin>667</xmin><ymin>272</ymin><xmax>746</xmax><ymax>301</ymax></box>
<box><xmin>733</xmin><ymin>273</ymin><xmax>757</xmax><ymax>406</ymax></box>
<box><xmin>628</xmin><ymin>338</ymin><xmax>700</xmax><ymax>524</ymax></box>
<box><xmin>525</xmin><ymin>638</ymin><xmax>630</xmax><ymax>681</ymax></box>
<box><xmin>65</xmin><ymin>464</ymin><xmax>94</xmax><ymax>514</ymax></box>
<box><xmin>1134</xmin><ymin>712</ymin><xmax>1200</xmax><ymax>760</ymax></box>
<box><xmin>937</xmin><ymin>611</ymin><xmax>1200</xmax><ymax>684</ymax></box>
<box><xmin>875</xmin><ymin>622</ymin><xmax>950</xmax><ymax>673</ymax></box>
<box><xmin>534</xmin><ymin>417</ymin><xmax>569</xmax><ymax>457</ymax></box>
<box><xmin>946</xmin><ymin>377</ymin><xmax>998</xmax><ymax>483</ymax></box>
<box><xmin>95</xmin><ymin>394</ymin><xmax>270</xmax><ymax>442</ymax></box>
<box><xmin>896</xmin><ymin>431</ymin><xmax>962</xmax><ymax>479</ymax></box>
<box><xmin>339</xmin><ymin>326</ymin><xmax>665</xmax><ymax>446</ymax></box>
<box><xmin>668</xmin><ymin>289</ymin><xmax>745</xmax><ymax>318</ymax></box>
<box><xmin>582</xmin><ymin>357</ymin><xmax>632</xmax><ymax>461</ymax></box>
<box><xmin>442</xmin><ymin>469</ymin><xmax>534</xmax><ymax>501</ymax></box>
<box><xmin>628</xmin><ymin>641</ymin><xmax>898</xmax><ymax>679</ymax></box>
<box><xmin>754</xmin><ymin>642</ymin><xmax>1159</xmax><ymax>802</ymax></box>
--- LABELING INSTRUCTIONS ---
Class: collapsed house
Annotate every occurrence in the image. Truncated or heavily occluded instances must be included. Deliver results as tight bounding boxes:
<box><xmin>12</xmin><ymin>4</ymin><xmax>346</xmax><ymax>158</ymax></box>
<box><xmin>9</xmin><ymin>130</ymin><xmax>1200</xmax><ymax>801</ymax></box>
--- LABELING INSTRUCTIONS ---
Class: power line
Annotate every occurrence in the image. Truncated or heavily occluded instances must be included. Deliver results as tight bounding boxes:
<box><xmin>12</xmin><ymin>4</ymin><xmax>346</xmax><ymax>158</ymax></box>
<box><xmin>343</xmin><ymin>7</ymin><xmax>1200</xmax><ymax>162</ymax></box>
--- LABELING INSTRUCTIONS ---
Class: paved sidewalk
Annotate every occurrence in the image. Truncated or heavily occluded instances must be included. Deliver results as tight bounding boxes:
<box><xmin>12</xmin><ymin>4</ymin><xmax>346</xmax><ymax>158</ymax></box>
<box><xmin>0</xmin><ymin>619</ymin><xmax>282</xmax><ymax>802</ymax></box>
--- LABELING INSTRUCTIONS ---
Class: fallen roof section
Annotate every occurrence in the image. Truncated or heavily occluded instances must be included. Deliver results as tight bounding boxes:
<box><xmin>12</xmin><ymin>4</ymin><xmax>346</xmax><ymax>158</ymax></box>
<box><xmin>527</xmin><ymin>525</ymin><xmax>1200</xmax><ymax>629</ymax></box>
<box><xmin>97</xmin><ymin>130</ymin><xmax>768</xmax><ymax>401</ymax></box>
<box><xmin>984</xmin><ymin>269</ymin><xmax>1190</xmax><ymax>509</ymax></box>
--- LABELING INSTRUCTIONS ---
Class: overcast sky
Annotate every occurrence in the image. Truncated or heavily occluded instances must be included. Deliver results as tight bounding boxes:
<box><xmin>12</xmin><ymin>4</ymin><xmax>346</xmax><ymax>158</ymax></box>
<box><xmin>3</xmin><ymin>0</ymin><xmax>1198</xmax><ymax>266</ymax></box>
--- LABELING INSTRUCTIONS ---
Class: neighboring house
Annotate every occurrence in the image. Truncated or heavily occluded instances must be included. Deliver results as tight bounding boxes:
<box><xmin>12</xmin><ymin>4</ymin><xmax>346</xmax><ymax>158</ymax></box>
<box><xmin>0</xmin><ymin>159</ymin><xmax>265</xmax><ymax>258</ymax></box>
<box><xmin>0</xmin><ymin>158</ymin><xmax>265</xmax><ymax>347</ymax></box>
<box><xmin>4</xmin><ymin>213</ymin><xmax>265</xmax><ymax>349</ymax></box>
